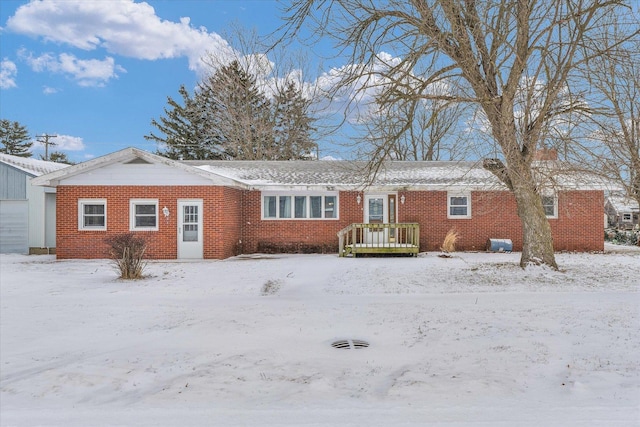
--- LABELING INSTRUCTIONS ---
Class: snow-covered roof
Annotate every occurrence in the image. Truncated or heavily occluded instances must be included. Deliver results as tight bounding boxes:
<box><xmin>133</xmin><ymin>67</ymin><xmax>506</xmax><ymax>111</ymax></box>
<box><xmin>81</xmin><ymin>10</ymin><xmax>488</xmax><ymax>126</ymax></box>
<box><xmin>31</xmin><ymin>148</ymin><xmax>247</xmax><ymax>188</ymax></box>
<box><xmin>184</xmin><ymin>160</ymin><xmax>501</xmax><ymax>190</ymax></box>
<box><xmin>0</xmin><ymin>152</ymin><xmax>69</xmax><ymax>177</ymax></box>
<box><xmin>29</xmin><ymin>147</ymin><xmax>611</xmax><ymax>192</ymax></box>
<box><xmin>606</xmin><ymin>195</ymin><xmax>640</xmax><ymax>213</ymax></box>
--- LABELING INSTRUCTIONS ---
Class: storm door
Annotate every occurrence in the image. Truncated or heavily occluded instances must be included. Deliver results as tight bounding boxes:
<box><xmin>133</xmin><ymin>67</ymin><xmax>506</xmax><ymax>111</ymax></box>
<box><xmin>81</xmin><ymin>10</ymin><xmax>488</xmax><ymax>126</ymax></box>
<box><xmin>177</xmin><ymin>200</ymin><xmax>203</xmax><ymax>259</ymax></box>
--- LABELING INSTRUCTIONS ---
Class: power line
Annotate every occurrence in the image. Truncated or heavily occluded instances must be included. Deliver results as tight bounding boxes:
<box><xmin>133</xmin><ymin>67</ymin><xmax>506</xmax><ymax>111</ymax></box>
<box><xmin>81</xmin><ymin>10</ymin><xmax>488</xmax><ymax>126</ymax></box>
<box><xmin>36</xmin><ymin>134</ymin><xmax>58</xmax><ymax>161</ymax></box>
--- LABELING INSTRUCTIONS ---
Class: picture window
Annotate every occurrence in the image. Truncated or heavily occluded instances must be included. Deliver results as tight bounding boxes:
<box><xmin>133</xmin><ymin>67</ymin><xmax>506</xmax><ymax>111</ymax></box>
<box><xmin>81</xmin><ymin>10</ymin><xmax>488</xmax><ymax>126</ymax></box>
<box><xmin>262</xmin><ymin>193</ymin><xmax>339</xmax><ymax>220</ymax></box>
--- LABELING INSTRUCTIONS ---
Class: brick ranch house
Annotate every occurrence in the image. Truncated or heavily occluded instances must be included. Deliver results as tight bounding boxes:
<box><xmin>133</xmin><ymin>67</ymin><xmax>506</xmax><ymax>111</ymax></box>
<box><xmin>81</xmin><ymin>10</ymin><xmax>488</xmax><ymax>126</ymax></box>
<box><xmin>31</xmin><ymin>147</ymin><xmax>606</xmax><ymax>259</ymax></box>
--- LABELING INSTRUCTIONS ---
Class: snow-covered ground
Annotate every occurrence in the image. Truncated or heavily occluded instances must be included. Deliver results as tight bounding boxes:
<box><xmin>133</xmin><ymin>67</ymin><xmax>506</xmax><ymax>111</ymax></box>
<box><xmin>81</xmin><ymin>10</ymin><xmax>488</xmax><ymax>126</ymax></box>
<box><xmin>1</xmin><ymin>244</ymin><xmax>639</xmax><ymax>426</ymax></box>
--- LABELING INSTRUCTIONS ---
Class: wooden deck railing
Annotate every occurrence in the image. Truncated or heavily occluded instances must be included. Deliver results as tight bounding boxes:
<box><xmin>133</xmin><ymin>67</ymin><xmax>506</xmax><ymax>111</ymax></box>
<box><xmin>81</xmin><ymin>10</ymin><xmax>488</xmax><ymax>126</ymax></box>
<box><xmin>337</xmin><ymin>223</ymin><xmax>420</xmax><ymax>257</ymax></box>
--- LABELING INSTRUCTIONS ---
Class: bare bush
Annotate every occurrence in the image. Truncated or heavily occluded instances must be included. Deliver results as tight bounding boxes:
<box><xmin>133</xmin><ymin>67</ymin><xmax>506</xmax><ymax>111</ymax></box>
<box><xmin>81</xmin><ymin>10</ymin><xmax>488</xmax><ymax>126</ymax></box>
<box><xmin>104</xmin><ymin>233</ymin><xmax>147</xmax><ymax>279</ymax></box>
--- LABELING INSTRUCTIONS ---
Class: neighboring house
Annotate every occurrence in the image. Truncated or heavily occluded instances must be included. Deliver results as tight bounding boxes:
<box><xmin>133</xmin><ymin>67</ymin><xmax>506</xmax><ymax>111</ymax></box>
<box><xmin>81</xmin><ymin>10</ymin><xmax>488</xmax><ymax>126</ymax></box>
<box><xmin>31</xmin><ymin>147</ymin><xmax>607</xmax><ymax>260</ymax></box>
<box><xmin>605</xmin><ymin>195</ymin><xmax>640</xmax><ymax>230</ymax></box>
<box><xmin>0</xmin><ymin>153</ymin><xmax>69</xmax><ymax>254</ymax></box>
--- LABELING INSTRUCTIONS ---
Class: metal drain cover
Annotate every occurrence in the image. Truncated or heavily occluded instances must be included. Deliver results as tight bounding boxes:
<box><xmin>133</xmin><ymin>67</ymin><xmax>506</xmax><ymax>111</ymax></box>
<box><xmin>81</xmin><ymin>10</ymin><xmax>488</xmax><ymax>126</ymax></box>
<box><xmin>331</xmin><ymin>339</ymin><xmax>370</xmax><ymax>349</ymax></box>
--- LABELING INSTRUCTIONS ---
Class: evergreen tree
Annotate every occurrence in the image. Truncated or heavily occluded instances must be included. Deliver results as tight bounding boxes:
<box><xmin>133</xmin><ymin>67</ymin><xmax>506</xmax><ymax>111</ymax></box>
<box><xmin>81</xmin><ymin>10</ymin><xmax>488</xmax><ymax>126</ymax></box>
<box><xmin>272</xmin><ymin>80</ymin><xmax>317</xmax><ymax>160</ymax></box>
<box><xmin>145</xmin><ymin>85</ymin><xmax>226</xmax><ymax>160</ymax></box>
<box><xmin>199</xmin><ymin>60</ymin><xmax>274</xmax><ymax>160</ymax></box>
<box><xmin>42</xmin><ymin>151</ymin><xmax>75</xmax><ymax>164</ymax></box>
<box><xmin>149</xmin><ymin>62</ymin><xmax>318</xmax><ymax>161</ymax></box>
<box><xmin>0</xmin><ymin>119</ymin><xmax>32</xmax><ymax>157</ymax></box>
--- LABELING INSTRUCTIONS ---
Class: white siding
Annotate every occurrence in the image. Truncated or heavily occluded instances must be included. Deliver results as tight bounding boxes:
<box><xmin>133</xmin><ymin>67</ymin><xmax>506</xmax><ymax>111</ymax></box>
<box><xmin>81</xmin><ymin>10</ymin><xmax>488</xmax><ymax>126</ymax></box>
<box><xmin>62</xmin><ymin>162</ymin><xmax>214</xmax><ymax>186</ymax></box>
<box><xmin>27</xmin><ymin>177</ymin><xmax>46</xmax><ymax>248</ymax></box>
<box><xmin>0</xmin><ymin>162</ymin><xmax>28</xmax><ymax>199</ymax></box>
<box><xmin>0</xmin><ymin>200</ymin><xmax>28</xmax><ymax>254</ymax></box>
<box><xmin>45</xmin><ymin>192</ymin><xmax>56</xmax><ymax>247</ymax></box>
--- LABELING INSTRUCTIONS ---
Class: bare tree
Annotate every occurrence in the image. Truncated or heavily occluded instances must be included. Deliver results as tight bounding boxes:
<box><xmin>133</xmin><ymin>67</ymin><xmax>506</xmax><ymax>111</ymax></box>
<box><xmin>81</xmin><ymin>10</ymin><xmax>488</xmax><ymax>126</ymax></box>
<box><xmin>281</xmin><ymin>0</ymin><xmax>637</xmax><ymax>268</ymax></box>
<box><xmin>585</xmin><ymin>36</ymin><xmax>640</xmax><ymax>211</ymax></box>
<box><xmin>357</xmin><ymin>96</ymin><xmax>466</xmax><ymax>161</ymax></box>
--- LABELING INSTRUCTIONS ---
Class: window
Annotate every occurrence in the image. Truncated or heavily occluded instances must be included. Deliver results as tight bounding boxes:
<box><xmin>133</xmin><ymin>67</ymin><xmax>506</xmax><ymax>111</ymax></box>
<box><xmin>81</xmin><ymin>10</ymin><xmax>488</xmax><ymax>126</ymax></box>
<box><xmin>294</xmin><ymin>196</ymin><xmax>306</xmax><ymax>218</ymax></box>
<box><xmin>78</xmin><ymin>199</ymin><xmax>106</xmax><ymax>230</ymax></box>
<box><xmin>310</xmin><ymin>196</ymin><xmax>322</xmax><ymax>218</ymax></box>
<box><xmin>264</xmin><ymin>196</ymin><xmax>277</xmax><ymax>218</ymax></box>
<box><xmin>324</xmin><ymin>196</ymin><xmax>337</xmax><ymax>218</ymax></box>
<box><xmin>130</xmin><ymin>199</ymin><xmax>158</xmax><ymax>231</ymax></box>
<box><xmin>262</xmin><ymin>193</ymin><xmax>339</xmax><ymax>220</ymax></box>
<box><xmin>622</xmin><ymin>213</ymin><xmax>632</xmax><ymax>222</ymax></box>
<box><xmin>279</xmin><ymin>196</ymin><xmax>291</xmax><ymax>218</ymax></box>
<box><xmin>448</xmin><ymin>194</ymin><xmax>470</xmax><ymax>218</ymax></box>
<box><xmin>541</xmin><ymin>194</ymin><xmax>557</xmax><ymax>218</ymax></box>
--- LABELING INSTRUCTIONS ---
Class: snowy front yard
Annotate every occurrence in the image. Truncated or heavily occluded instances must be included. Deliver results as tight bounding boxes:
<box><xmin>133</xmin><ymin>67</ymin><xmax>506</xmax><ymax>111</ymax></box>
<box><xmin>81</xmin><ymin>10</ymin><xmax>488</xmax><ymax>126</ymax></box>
<box><xmin>1</xmin><ymin>246</ymin><xmax>639</xmax><ymax>426</ymax></box>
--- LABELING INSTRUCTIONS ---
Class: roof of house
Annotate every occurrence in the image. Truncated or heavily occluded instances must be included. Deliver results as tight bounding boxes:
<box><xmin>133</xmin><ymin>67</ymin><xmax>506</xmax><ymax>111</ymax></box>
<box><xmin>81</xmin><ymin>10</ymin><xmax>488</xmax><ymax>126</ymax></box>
<box><xmin>184</xmin><ymin>159</ymin><xmax>501</xmax><ymax>190</ymax></box>
<box><xmin>31</xmin><ymin>147</ymin><xmax>611</xmax><ymax>191</ymax></box>
<box><xmin>0</xmin><ymin>153</ymin><xmax>69</xmax><ymax>177</ymax></box>
<box><xmin>606</xmin><ymin>195</ymin><xmax>640</xmax><ymax>213</ymax></box>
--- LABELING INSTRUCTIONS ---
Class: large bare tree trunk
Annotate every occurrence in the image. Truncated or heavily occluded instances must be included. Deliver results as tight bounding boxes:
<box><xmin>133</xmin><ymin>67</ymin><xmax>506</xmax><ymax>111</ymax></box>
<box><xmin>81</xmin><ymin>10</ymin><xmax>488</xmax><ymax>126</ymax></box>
<box><xmin>510</xmin><ymin>164</ymin><xmax>558</xmax><ymax>268</ymax></box>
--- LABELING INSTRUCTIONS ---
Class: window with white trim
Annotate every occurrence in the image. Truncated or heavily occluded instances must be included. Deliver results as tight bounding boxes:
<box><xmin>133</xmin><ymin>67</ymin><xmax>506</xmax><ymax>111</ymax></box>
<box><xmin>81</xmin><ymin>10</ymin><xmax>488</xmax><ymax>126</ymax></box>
<box><xmin>263</xmin><ymin>193</ymin><xmax>338</xmax><ymax>219</ymax></box>
<box><xmin>541</xmin><ymin>194</ymin><xmax>557</xmax><ymax>218</ymax></box>
<box><xmin>78</xmin><ymin>199</ymin><xmax>107</xmax><ymax>230</ymax></box>
<box><xmin>447</xmin><ymin>193</ymin><xmax>471</xmax><ymax>218</ymax></box>
<box><xmin>130</xmin><ymin>199</ymin><xmax>158</xmax><ymax>230</ymax></box>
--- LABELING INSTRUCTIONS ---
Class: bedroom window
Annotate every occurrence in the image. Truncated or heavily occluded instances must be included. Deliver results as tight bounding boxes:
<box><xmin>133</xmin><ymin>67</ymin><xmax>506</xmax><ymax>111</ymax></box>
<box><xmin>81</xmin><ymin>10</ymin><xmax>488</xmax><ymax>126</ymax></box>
<box><xmin>262</xmin><ymin>193</ymin><xmax>339</xmax><ymax>220</ymax></box>
<box><xmin>541</xmin><ymin>194</ymin><xmax>557</xmax><ymax>218</ymax></box>
<box><xmin>130</xmin><ymin>199</ymin><xmax>158</xmax><ymax>230</ymax></box>
<box><xmin>448</xmin><ymin>194</ymin><xmax>471</xmax><ymax>218</ymax></box>
<box><xmin>78</xmin><ymin>199</ymin><xmax>107</xmax><ymax>230</ymax></box>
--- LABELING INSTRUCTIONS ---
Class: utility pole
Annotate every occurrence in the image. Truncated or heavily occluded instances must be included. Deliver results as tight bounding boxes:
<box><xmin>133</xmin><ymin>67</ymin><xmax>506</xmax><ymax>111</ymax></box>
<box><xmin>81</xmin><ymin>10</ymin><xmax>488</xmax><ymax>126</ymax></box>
<box><xmin>36</xmin><ymin>134</ymin><xmax>58</xmax><ymax>160</ymax></box>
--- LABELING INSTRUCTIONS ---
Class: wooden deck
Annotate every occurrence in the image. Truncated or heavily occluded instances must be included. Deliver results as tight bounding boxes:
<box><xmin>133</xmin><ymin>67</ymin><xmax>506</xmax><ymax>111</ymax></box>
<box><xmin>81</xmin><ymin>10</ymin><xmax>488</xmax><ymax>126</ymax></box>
<box><xmin>337</xmin><ymin>223</ymin><xmax>420</xmax><ymax>257</ymax></box>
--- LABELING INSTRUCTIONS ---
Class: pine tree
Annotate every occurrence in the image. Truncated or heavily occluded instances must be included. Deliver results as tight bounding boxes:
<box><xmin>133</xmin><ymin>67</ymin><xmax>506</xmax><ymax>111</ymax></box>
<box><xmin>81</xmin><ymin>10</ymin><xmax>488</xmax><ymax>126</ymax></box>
<box><xmin>0</xmin><ymin>119</ymin><xmax>32</xmax><ymax>157</ymax></box>
<box><xmin>272</xmin><ymin>80</ymin><xmax>317</xmax><ymax>160</ymax></box>
<box><xmin>149</xmin><ymin>62</ymin><xmax>318</xmax><ymax>161</ymax></box>
<box><xmin>43</xmin><ymin>151</ymin><xmax>75</xmax><ymax>164</ymax></box>
<box><xmin>145</xmin><ymin>85</ymin><xmax>226</xmax><ymax>160</ymax></box>
<box><xmin>199</xmin><ymin>60</ymin><xmax>274</xmax><ymax>160</ymax></box>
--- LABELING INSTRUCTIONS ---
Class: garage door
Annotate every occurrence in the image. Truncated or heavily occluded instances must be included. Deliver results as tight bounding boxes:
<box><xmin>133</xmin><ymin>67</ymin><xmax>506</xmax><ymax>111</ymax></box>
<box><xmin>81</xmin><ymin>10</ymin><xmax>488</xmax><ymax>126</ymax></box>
<box><xmin>0</xmin><ymin>200</ymin><xmax>28</xmax><ymax>254</ymax></box>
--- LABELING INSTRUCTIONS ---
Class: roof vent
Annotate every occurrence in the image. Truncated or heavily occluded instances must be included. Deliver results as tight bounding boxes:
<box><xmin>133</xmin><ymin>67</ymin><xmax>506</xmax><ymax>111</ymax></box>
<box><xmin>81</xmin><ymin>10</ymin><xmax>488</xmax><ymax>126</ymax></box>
<box><xmin>125</xmin><ymin>157</ymin><xmax>151</xmax><ymax>164</ymax></box>
<box><xmin>331</xmin><ymin>339</ymin><xmax>370</xmax><ymax>350</ymax></box>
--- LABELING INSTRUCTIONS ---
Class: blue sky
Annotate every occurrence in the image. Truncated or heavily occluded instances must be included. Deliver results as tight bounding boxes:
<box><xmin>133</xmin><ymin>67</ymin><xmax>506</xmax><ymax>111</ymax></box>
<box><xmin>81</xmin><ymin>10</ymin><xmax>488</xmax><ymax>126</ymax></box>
<box><xmin>0</xmin><ymin>0</ymin><xmax>349</xmax><ymax>162</ymax></box>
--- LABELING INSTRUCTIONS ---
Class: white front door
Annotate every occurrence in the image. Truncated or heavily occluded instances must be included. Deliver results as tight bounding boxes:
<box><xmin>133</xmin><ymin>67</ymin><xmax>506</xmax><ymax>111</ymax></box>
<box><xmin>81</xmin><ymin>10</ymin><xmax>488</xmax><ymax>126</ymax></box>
<box><xmin>364</xmin><ymin>195</ymin><xmax>387</xmax><ymax>244</ymax></box>
<box><xmin>177</xmin><ymin>200</ymin><xmax>203</xmax><ymax>259</ymax></box>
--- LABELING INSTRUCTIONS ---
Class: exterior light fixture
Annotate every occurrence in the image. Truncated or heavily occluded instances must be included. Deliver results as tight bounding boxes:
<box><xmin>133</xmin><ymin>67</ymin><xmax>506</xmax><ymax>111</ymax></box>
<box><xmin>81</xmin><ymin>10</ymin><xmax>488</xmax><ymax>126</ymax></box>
<box><xmin>356</xmin><ymin>194</ymin><xmax>361</xmax><ymax>205</ymax></box>
<box><xmin>400</xmin><ymin>195</ymin><xmax>405</xmax><ymax>204</ymax></box>
<box><xmin>162</xmin><ymin>206</ymin><xmax>170</xmax><ymax>217</ymax></box>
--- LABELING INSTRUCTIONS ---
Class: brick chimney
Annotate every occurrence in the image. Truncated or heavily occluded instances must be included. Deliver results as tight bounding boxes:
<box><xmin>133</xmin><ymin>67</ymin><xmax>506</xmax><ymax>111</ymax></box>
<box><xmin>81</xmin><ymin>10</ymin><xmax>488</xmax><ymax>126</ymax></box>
<box><xmin>534</xmin><ymin>147</ymin><xmax>558</xmax><ymax>161</ymax></box>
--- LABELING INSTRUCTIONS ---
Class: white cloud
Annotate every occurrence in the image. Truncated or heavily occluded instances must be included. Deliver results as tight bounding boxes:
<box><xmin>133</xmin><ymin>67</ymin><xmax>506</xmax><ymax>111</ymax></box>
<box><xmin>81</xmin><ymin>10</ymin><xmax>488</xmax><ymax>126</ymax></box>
<box><xmin>6</xmin><ymin>0</ymin><xmax>234</xmax><ymax>76</ymax></box>
<box><xmin>33</xmin><ymin>134</ymin><xmax>86</xmax><ymax>151</ymax></box>
<box><xmin>0</xmin><ymin>59</ymin><xmax>18</xmax><ymax>89</ymax></box>
<box><xmin>312</xmin><ymin>51</ymin><xmax>408</xmax><ymax>123</ymax></box>
<box><xmin>43</xmin><ymin>86</ymin><xmax>59</xmax><ymax>95</ymax></box>
<box><xmin>18</xmin><ymin>49</ymin><xmax>125</xmax><ymax>87</ymax></box>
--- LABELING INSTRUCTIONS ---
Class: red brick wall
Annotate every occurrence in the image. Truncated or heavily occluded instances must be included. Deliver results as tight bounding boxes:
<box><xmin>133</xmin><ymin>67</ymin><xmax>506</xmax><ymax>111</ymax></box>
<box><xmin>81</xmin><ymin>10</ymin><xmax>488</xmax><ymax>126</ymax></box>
<box><xmin>56</xmin><ymin>186</ymin><xmax>604</xmax><ymax>259</ymax></box>
<box><xmin>56</xmin><ymin>186</ymin><xmax>242</xmax><ymax>259</ymax></box>
<box><xmin>398</xmin><ymin>189</ymin><xmax>604</xmax><ymax>252</ymax></box>
<box><xmin>239</xmin><ymin>190</ymin><xmax>364</xmax><ymax>253</ymax></box>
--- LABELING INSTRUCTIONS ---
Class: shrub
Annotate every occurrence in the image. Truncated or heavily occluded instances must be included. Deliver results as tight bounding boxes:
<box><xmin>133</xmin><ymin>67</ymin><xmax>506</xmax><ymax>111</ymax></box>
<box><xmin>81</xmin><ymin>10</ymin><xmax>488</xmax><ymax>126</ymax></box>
<box><xmin>104</xmin><ymin>233</ymin><xmax>147</xmax><ymax>279</ymax></box>
<box><xmin>605</xmin><ymin>228</ymin><xmax>640</xmax><ymax>246</ymax></box>
<box><xmin>440</xmin><ymin>229</ymin><xmax>460</xmax><ymax>253</ymax></box>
